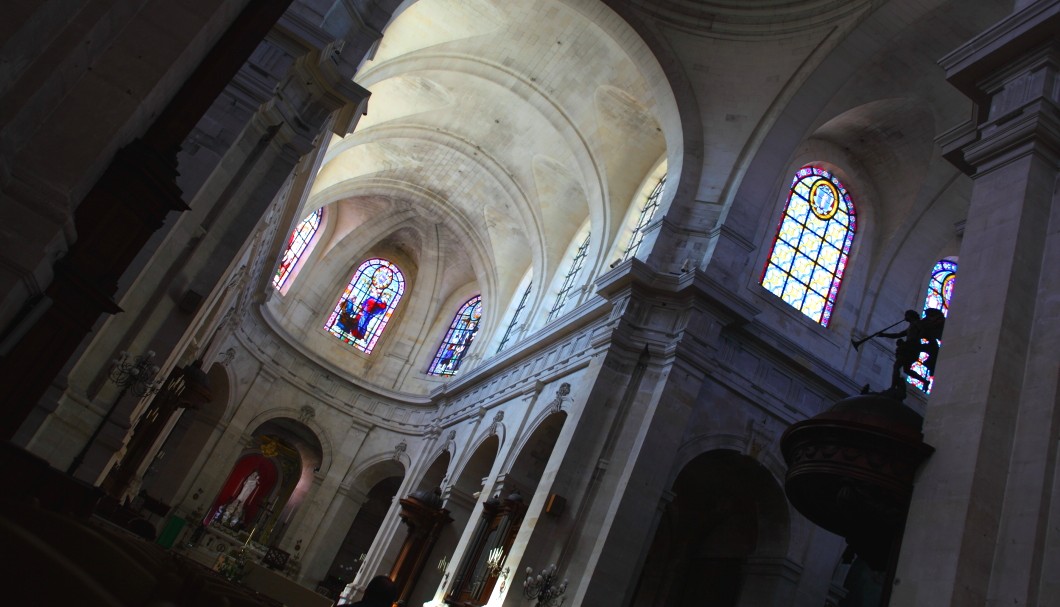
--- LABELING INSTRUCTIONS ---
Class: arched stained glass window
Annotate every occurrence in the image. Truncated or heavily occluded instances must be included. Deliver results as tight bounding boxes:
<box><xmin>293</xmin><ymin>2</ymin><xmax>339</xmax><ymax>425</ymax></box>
<box><xmin>497</xmin><ymin>280</ymin><xmax>532</xmax><ymax>354</ymax></box>
<box><xmin>548</xmin><ymin>232</ymin><xmax>590</xmax><ymax>322</ymax></box>
<box><xmin>623</xmin><ymin>175</ymin><xmax>665</xmax><ymax>260</ymax></box>
<box><xmin>428</xmin><ymin>296</ymin><xmax>483</xmax><ymax>376</ymax></box>
<box><xmin>909</xmin><ymin>259</ymin><xmax>957</xmax><ymax>393</ymax></box>
<box><xmin>761</xmin><ymin>166</ymin><xmax>856</xmax><ymax>326</ymax></box>
<box><xmin>324</xmin><ymin>258</ymin><xmax>405</xmax><ymax>354</ymax></box>
<box><xmin>274</xmin><ymin>208</ymin><xmax>323</xmax><ymax>291</ymax></box>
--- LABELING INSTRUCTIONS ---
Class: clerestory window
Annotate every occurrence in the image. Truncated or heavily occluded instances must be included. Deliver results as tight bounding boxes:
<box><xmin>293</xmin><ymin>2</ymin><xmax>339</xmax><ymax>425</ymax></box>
<box><xmin>908</xmin><ymin>258</ymin><xmax>956</xmax><ymax>393</ymax></box>
<box><xmin>547</xmin><ymin>233</ymin><xmax>591</xmax><ymax>322</ymax></box>
<box><xmin>273</xmin><ymin>208</ymin><xmax>323</xmax><ymax>291</ymax></box>
<box><xmin>497</xmin><ymin>280</ymin><xmax>532</xmax><ymax>354</ymax></box>
<box><xmin>428</xmin><ymin>296</ymin><xmax>483</xmax><ymax>376</ymax></box>
<box><xmin>760</xmin><ymin>166</ymin><xmax>856</xmax><ymax>326</ymax></box>
<box><xmin>324</xmin><ymin>258</ymin><xmax>406</xmax><ymax>354</ymax></box>
<box><xmin>622</xmin><ymin>175</ymin><xmax>665</xmax><ymax>260</ymax></box>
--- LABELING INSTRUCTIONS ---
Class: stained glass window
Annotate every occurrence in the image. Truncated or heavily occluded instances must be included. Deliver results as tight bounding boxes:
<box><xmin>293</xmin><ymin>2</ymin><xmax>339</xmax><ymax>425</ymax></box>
<box><xmin>908</xmin><ymin>259</ymin><xmax>956</xmax><ymax>393</ymax></box>
<box><xmin>548</xmin><ymin>233</ymin><xmax>590</xmax><ymax>322</ymax></box>
<box><xmin>324</xmin><ymin>258</ymin><xmax>406</xmax><ymax>354</ymax></box>
<box><xmin>274</xmin><ymin>208</ymin><xmax>323</xmax><ymax>291</ymax></box>
<box><xmin>428</xmin><ymin>296</ymin><xmax>483</xmax><ymax>376</ymax></box>
<box><xmin>623</xmin><ymin>175</ymin><xmax>666</xmax><ymax>260</ymax></box>
<box><xmin>497</xmin><ymin>281</ymin><xmax>532</xmax><ymax>354</ymax></box>
<box><xmin>760</xmin><ymin>166</ymin><xmax>856</xmax><ymax>326</ymax></box>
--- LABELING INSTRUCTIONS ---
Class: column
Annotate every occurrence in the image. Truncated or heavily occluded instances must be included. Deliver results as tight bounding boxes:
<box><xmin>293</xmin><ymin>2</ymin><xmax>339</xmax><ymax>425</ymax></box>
<box><xmin>893</xmin><ymin>3</ymin><xmax>1060</xmax><ymax>605</ymax></box>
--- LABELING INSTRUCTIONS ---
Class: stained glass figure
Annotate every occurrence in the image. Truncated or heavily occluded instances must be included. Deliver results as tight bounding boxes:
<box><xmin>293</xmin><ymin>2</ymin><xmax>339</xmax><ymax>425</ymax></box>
<box><xmin>908</xmin><ymin>259</ymin><xmax>957</xmax><ymax>393</ymax></box>
<box><xmin>428</xmin><ymin>296</ymin><xmax>483</xmax><ymax>376</ymax></box>
<box><xmin>623</xmin><ymin>175</ymin><xmax>666</xmax><ymax>260</ymax></box>
<box><xmin>548</xmin><ymin>233</ymin><xmax>591</xmax><ymax>322</ymax></box>
<box><xmin>324</xmin><ymin>259</ymin><xmax>406</xmax><ymax>354</ymax></box>
<box><xmin>274</xmin><ymin>208</ymin><xmax>323</xmax><ymax>291</ymax></box>
<box><xmin>760</xmin><ymin>166</ymin><xmax>856</xmax><ymax>326</ymax></box>
<box><xmin>497</xmin><ymin>280</ymin><xmax>532</xmax><ymax>354</ymax></box>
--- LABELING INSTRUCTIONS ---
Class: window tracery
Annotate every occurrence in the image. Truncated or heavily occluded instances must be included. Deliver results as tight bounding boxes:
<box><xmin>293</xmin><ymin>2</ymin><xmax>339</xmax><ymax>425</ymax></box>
<box><xmin>324</xmin><ymin>258</ymin><xmax>406</xmax><ymax>354</ymax></box>
<box><xmin>760</xmin><ymin>166</ymin><xmax>856</xmax><ymax>326</ymax></box>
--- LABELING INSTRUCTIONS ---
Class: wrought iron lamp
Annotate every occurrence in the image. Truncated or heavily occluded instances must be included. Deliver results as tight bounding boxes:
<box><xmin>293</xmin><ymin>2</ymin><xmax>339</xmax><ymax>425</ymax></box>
<box><xmin>523</xmin><ymin>564</ymin><xmax>567</xmax><ymax>606</ymax></box>
<box><xmin>67</xmin><ymin>350</ymin><xmax>162</xmax><ymax>475</ymax></box>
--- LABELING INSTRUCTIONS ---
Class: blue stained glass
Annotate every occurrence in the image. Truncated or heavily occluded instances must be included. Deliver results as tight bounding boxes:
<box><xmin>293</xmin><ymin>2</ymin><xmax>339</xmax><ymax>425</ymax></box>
<box><xmin>801</xmin><ymin>234</ymin><xmax>824</xmax><ymax>260</ymax></box>
<box><xmin>787</xmin><ymin>200</ymin><xmax>811</xmax><ymax>225</ymax></box>
<box><xmin>772</xmin><ymin>241</ymin><xmax>796</xmax><ymax>269</ymax></box>
<box><xmin>762</xmin><ymin>266</ymin><xmax>786</xmax><ymax>296</ymax></box>
<box><xmin>909</xmin><ymin>259</ymin><xmax>957</xmax><ymax>393</ymax></box>
<box><xmin>428</xmin><ymin>296</ymin><xmax>483</xmax><ymax>376</ymax></box>
<box><xmin>760</xmin><ymin>166</ymin><xmax>856</xmax><ymax>325</ymax></box>
<box><xmin>274</xmin><ymin>209</ymin><xmax>323</xmax><ymax>290</ymax></box>
<box><xmin>324</xmin><ymin>258</ymin><xmax>406</xmax><ymax>354</ymax></box>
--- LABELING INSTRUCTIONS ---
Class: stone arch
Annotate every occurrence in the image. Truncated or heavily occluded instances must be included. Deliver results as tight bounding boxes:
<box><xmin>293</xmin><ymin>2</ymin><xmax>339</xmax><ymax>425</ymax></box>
<box><xmin>243</xmin><ymin>408</ymin><xmax>333</xmax><ymax>476</ymax></box>
<box><xmin>674</xmin><ymin>427</ymin><xmax>788</xmax><ymax>491</ymax></box>
<box><xmin>631</xmin><ymin>449</ymin><xmax>793</xmax><ymax>607</ymax></box>
<box><xmin>450</xmin><ymin>432</ymin><xmax>501</xmax><ymax>495</ymax></box>
<box><xmin>504</xmin><ymin>411</ymin><xmax>566</xmax><ymax>492</ymax></box>
<box><xmin>314</xmin><ymin>459</ymin><xmax>406</xmax><ymax>601</ymax></box>
<box><xmin>345</xmin><ymin>449</ymin><xmax>411</xmax><ymax>491</ymax></box>
<box><xmin>416</xmin><ymin>450</ymin><xmax>451</xmax><ymax>494</ymax></box>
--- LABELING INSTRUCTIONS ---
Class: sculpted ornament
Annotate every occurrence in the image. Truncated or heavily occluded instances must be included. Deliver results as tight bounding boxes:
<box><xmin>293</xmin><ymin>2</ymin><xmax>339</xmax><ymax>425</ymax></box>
<box><xmin>488</xmin><ymin>410</ymin><xmax>504</xmax><ymax>436</ymax></box>
<box><xmin>547</xmin><ymin>383</ymin><xmax>572</xmax><ymax>414</ymax></box>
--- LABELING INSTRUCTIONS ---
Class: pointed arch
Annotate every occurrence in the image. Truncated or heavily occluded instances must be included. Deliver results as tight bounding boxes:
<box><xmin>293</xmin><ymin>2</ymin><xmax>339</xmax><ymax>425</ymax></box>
<box><xmin>428</xmin><ymin>295</ymin><xmax>483</xmax><ymax>376</ymax></box>
<box><xmin>760</xmin><ymin>166</ymin><xmax>856</xmax><ymax>326</ymax></box>
<box><xmin>325</xmin><ymin>258</ymin><xmax>406</xmax><ymax>354</ymax></box>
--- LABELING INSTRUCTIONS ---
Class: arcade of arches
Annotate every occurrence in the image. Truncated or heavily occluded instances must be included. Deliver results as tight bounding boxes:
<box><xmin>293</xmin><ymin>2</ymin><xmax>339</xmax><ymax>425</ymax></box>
<box><xmin>1</xmin><ymin>1</ymin><xmax>1058</xmax><ymax>606</ymax></box>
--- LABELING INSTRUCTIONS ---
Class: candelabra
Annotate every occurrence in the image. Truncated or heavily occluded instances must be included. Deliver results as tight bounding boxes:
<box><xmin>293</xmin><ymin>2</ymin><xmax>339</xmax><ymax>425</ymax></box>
<box><xmin>485</xmin><ymin>547</ymin><xmax>510</xmax><ymax>593</ymax></box>
<box><xmin>485</xmin><ymin>547</ymin><xmax>505</xmax><ymax>576</ymax></box>
<box><xmin>523</xmin><ymin>564</ymin><xmax>567</xmax><ymax>607</ymax></box>
<box><xmin>67</xmin><ymin>350</ymin><xmax>163</xmax><ymax>475</ymax></box>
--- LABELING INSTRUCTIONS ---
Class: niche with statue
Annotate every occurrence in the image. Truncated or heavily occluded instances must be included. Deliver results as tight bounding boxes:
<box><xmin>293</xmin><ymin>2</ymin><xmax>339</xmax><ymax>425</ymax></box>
<box><xmin>205</xmin><ymin>429</ymin><xmax>316</xmax><ymax>546</ymax></box>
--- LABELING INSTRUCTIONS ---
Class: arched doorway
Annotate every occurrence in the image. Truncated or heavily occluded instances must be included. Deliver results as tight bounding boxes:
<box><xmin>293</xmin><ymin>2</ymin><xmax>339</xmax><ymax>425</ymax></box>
<box><xmin>321</xmin><ymin>475</ymin><xmax>403</xmax><ymax>601</ymax></box>
<box><xmin>398</xmin><ymin>451</ymin><xmax>453</xmax><ymax>606</ymax></box>
<box><xmin>631</xmin><ymin>450</ymin><xmax>791</xmax><ymax>607</ymax></box>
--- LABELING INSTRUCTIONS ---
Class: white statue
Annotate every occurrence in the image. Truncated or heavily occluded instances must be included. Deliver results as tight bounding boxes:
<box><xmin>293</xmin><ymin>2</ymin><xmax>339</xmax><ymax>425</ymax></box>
<box><xmin>224</xmin><ymin>470</ymin><xmax>260</xmax><ymax>527</ymax></box>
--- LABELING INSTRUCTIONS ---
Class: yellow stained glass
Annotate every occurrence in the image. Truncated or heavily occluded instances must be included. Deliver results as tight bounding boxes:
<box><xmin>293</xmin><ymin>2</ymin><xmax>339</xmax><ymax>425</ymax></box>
<box><xmin>760</xmin><ymin>166</ymin><xmax>856</xmax><ymax>326</ymax></box>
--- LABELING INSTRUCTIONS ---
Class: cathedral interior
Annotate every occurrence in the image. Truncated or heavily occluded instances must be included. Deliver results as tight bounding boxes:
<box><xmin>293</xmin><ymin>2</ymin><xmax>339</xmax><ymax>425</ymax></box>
<box><xmin>1</xmin><ymin>0</ymin><xmax>1058</xmax><ymax>606</ymax></box>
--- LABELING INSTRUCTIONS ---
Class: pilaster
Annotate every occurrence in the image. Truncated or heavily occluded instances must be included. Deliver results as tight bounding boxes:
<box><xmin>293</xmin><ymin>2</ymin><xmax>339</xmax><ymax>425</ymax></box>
<box><xmin>894</xmin><ymin>3</ymin><xmax>1060</xmax><ymax>606</ymax></box>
